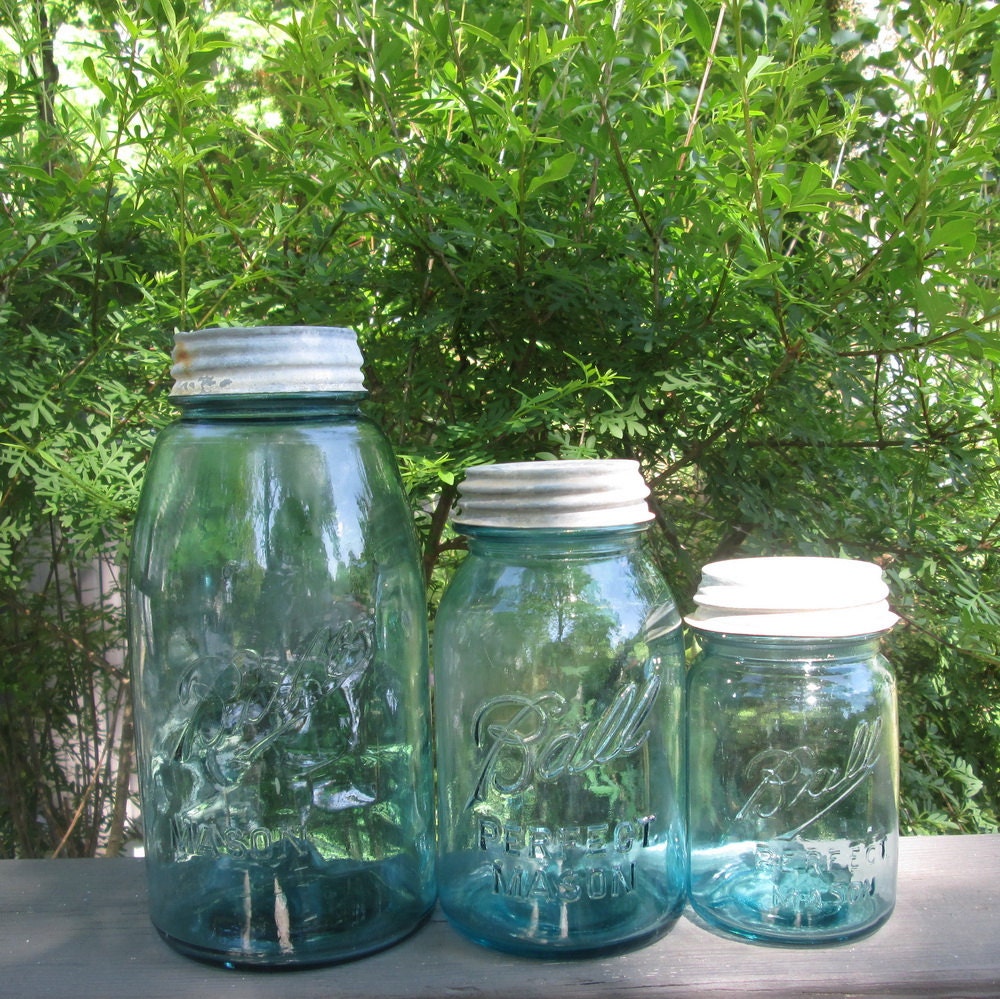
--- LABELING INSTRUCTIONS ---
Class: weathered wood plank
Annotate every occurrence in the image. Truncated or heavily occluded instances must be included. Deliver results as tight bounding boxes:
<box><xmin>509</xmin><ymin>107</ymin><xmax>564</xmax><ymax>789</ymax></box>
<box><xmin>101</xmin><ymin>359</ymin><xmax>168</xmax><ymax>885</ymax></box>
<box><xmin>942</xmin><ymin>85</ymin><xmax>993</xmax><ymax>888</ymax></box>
<box><xmin>1</xmin><ymin>835</ymin><xmax>998</xmax><ymax>999</ymax></box>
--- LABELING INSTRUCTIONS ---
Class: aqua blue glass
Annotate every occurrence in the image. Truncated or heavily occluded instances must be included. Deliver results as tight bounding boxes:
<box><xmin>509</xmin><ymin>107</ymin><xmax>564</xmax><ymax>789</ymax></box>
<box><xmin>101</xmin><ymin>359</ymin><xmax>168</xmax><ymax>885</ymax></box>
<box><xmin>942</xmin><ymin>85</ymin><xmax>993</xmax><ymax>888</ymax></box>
<box><xmin>127</xmin><ymin>327</ymin><xmax>435</xmax><ymax>968</ymax></box>
<box><xmin>686</xmin><ymin>631</ymin><xmax>899</xmax><ymax>944</ymax></box>
<box><xmin>434</xmin><ymin>474</ymin><xmax>686</xmax><ymax>957</ymax></box>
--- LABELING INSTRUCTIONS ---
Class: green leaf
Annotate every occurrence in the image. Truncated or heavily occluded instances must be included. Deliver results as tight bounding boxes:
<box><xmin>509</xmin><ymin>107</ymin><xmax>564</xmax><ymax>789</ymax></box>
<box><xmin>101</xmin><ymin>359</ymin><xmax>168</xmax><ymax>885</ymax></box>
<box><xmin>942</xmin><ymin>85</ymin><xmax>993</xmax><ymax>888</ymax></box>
<box><xmin>0</xmin><ymin>116</ymin><xmax>29</xmax><ymax>138</ymax></box>
<box><xmin>455</xmin><ymin>168</ymin><xmax>516</xmax><ymax>216</ymax></box>
<box><xmin>744</xmin><ymin>55</ymin><xmax>776</xmax><ymax>84</ymax></box>
<box><xmin>928</xmin><ymin>218</ymin><xmax>977</xmax><ymax>256</ymax></box>
<box><xmin>684</xmin><ymin>1</ymin><xmax>714</xmax><ymax>51</ymax></box>
<box><xmin>527</xmin><ymin>152</ymin><xmax>577</xmax><ymax>197</ymax></box>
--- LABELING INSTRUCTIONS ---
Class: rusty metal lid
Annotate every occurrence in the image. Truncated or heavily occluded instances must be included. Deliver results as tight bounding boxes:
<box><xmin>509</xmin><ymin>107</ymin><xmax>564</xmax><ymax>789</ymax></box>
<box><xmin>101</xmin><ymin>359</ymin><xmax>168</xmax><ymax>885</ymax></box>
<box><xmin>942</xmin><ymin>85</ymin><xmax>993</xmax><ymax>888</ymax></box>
<box><xmin>453</xmin><ymin>459</ymin><xmax>654</xmax><ymax>529</ymax></box>
<box><xmin>170</xmin><ymin>326</ymin><xmax>366</xmax><ymax>397</ymax></box>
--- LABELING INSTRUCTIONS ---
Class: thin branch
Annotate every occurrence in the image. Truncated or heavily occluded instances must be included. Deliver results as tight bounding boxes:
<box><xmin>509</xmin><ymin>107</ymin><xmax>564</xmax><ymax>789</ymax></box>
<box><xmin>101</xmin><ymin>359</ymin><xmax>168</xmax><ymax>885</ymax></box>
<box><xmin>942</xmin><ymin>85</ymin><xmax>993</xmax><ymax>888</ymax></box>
<box><xmin>423</xmin><ymin>482</ymin><xmax>458</xmax><ymax>584</ymax></box>
<box><xmin>676</xmin><ymin>4</ymin><xmax>726</xmax><ymax>177</ymax></box>
<box><xmin>50</xmin><ymin>679</ymin><xmax>127</xmax><ymax>858</ymax></box>
<box><xmin>650</xmin><ymin>343</ymin><xmax>801</xmax><ymax>487</ymax></box>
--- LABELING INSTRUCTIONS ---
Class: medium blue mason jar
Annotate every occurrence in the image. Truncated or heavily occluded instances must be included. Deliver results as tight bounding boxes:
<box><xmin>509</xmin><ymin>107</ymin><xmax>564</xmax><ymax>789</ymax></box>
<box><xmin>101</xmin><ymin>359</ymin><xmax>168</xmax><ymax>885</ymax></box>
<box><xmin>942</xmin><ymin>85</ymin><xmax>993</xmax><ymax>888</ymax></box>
<box><xmin>686</xmin><ymin>556</ymin><xmax>899</xmax><ymax>944</ymax></box>
<box><xmin>127</xmin><ymin>326</ymin><xmax>436</xmax><ymax>968</ymax></box>
<box><xmin>434</xmin><ymin>460</ymin><xmax>686</xmax><ymax>957</ymax></box>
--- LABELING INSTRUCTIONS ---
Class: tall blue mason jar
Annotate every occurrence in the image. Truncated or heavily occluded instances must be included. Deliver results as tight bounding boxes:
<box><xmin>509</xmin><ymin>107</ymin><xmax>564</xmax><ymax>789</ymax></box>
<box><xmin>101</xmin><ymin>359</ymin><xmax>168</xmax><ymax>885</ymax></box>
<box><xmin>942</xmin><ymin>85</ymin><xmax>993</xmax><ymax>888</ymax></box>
<box><xmin>434</xmin><ymin>460</ymin><xmax>686</xmax><ymax>957</ymax></box>
<box><xmin>127</xmin><ymin>326</ymin><xmax>436</xmax><ymax>968</ymax></box>
<box><xmin>686</xmin><ymin>556</ymin><xmax>899</xmax><ymax>944</ymax></box>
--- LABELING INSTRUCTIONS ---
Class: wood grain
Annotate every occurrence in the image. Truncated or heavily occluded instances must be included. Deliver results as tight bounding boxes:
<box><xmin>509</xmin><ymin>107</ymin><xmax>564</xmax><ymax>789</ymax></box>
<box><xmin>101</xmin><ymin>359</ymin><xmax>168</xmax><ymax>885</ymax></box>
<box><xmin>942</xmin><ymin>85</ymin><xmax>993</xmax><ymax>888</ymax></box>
<box><xmin>1</xmin><ymin>835</ymin><xmax>998</xmax><ymax>998</ymax></box>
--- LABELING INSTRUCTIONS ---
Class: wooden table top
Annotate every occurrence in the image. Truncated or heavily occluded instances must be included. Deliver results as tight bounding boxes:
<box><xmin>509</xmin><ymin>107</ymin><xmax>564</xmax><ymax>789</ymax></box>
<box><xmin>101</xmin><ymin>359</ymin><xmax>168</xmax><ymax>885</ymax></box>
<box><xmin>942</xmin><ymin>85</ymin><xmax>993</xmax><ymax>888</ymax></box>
<box><xmin>1</xmin><ymin>834</ymin><xmax>998</xmax><ymax>998</ymax></box>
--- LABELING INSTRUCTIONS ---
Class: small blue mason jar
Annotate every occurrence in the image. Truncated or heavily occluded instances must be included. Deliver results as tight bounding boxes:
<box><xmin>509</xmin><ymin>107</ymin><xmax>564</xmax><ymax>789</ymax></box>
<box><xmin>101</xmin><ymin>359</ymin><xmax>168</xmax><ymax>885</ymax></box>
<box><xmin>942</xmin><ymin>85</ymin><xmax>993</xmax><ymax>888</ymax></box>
<box><xmin>686</xmin><ymin>556</ymin><xmax>899</xmax><ymax>944</ymax></box>
<box><xmin>434</xmin><ymin>460</ymin><xmax>687</xmax><ymax>957</ymax></box>
<box><xmin>127</xmin><ymin>326</ymin><xmax>436</xmax><ymax>968</ymax></box>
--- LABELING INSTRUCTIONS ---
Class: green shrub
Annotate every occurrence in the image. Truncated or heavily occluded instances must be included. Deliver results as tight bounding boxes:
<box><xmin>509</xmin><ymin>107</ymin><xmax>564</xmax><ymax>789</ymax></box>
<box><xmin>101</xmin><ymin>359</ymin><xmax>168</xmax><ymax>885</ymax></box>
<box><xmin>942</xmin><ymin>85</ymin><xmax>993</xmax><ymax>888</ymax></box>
<box><xmin>1</xmin><ymin>0</ymin><xmax>997</xmax><ymax>853</ymax></box>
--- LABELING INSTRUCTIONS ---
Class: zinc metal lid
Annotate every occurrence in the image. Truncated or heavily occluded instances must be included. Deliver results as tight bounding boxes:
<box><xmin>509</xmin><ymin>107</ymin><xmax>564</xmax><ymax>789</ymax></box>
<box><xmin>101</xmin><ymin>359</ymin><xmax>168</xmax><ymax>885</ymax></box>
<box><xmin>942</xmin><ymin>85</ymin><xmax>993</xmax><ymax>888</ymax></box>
<box><xmin>453</xmin><ymin>459</ymin><xmax>654</xmax><ymax>529</ymax></box>
<box><xmin>686</xmin><ymin>556</ymin><xmax>898</xmax><ymax>637</ymax></box>
<box><xmin>170</xmin><ymin>326</ymin><xmax>366</xmax><ymax>397</ymax></box>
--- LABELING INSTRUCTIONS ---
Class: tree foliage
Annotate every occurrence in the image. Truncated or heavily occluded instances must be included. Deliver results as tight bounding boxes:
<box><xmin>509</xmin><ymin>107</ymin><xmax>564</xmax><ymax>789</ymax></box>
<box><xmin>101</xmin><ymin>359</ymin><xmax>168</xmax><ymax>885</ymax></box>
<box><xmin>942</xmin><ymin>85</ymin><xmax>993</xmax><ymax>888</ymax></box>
<box><xmin>0</xmin><ymin>0</ymin><xmax>998</xmax><ymax>853</ymax></box>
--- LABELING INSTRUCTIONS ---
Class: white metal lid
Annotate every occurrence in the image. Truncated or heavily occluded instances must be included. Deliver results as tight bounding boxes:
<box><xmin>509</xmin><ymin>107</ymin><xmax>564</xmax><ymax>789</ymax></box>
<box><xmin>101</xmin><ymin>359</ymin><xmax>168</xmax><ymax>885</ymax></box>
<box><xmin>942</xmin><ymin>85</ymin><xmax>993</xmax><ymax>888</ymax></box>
<box><xmin>453</xmin><ymin>459</ymin><xmax>654</xmax><ymax>529</ymax></box>
<box><xmin>686</xmin><ymin>556</ymin><xmax>898</xmax><ymax>637</ymax></box>
<box><xmin>170</xmin><ymin>326</ymin><xmax>366</xmax><ymax>397</ymax></box>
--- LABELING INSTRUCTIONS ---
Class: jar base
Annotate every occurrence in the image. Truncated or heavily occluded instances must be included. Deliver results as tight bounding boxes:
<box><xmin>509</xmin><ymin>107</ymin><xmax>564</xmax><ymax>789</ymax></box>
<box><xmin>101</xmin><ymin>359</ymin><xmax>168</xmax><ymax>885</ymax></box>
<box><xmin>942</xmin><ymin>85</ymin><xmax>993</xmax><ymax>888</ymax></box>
<box><xmin>689</xmin><ymin>900</ymin><xmax>894</xmax><ymax>946</ymax></box>
<box><xmin>689</xmin><ymin>848</ymin><xmax>895</xmax><ymax>945</ymax></box>
<box><xmin>444</xmin><ymin>906</ymin><xmax>683</xmax><ymax>960</ymax></box>
<box><xmin>147</xmin><ymin>851</ymin><xmax>434</xmax><ymax>970</ymax></box>
<box><xmin>439</xmin><ymin>851</ymin><xmax>685</xmax><ymax>959</ymax></box>
<box><xmin>154</xmin><ymin>902</ymin><xmax>434</xmax><ymax>970</ymax></box>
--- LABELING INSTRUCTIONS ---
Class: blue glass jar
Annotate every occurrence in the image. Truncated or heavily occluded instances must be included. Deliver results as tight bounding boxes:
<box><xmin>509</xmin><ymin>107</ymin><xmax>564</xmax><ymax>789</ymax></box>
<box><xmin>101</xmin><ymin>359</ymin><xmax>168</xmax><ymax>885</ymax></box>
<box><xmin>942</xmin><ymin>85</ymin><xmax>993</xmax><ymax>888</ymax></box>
<box><xmin>434</xmin><ymin>460</ymin><xmax>686</xmax><ymax>957</ymax></box>
<box><xmin>686</xmin><ymin>557</ymin><xmax>899</xmax><ymax>944</ymax></box>
<box><xmin>127</xmin><ymin>326</ymin><xmax>436</xmax><ymax>968</ymax></box>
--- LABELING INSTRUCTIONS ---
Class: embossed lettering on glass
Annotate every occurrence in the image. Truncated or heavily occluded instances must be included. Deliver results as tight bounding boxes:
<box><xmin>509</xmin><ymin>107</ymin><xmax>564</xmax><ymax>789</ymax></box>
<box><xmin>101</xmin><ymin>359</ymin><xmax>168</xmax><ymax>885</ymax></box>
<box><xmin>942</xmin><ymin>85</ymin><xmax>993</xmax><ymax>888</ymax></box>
<box><xmin>433</xmin><ymin>461</ymin><xmax>686</xmax><ymax>957</ymax></box>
